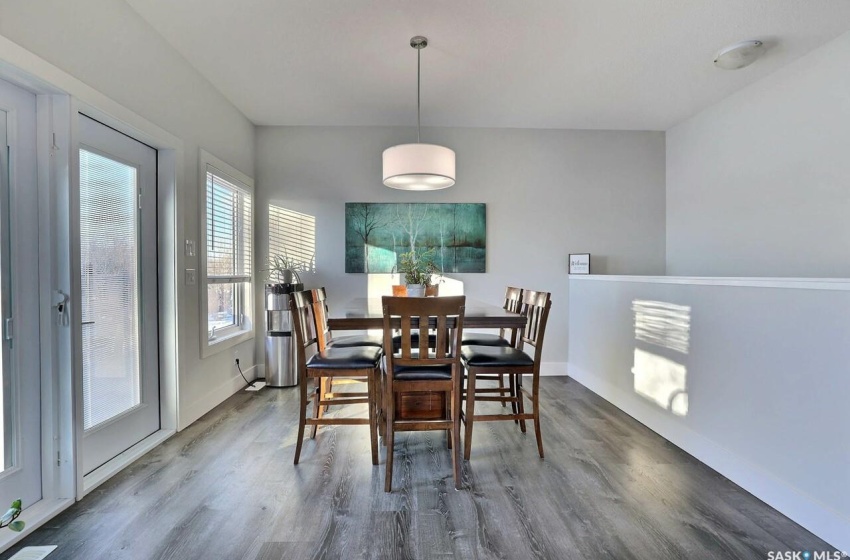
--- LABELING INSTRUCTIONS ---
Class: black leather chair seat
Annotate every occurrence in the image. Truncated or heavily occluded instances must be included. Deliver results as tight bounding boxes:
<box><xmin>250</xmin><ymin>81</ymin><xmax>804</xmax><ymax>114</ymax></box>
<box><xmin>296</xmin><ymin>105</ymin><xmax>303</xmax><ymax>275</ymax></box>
<box><xmin>327</xmin><ymin>334</ymin><xmax>384</xmax><ymax>348</ymax></box>
<box><xmin>393</xmin><ymin>363</ymin><xmax>453</xmax><ymax>381</ymax></box>
<box><xmin>461</xmin><ymin>345</ymin><xmax>534</xmax><ymax>368</ymax></box>
<box><xmin>460</xmin><ymin>332</ymin><xmax>511</xmax><ymax>347</ymax></box>
<box><xmin>307</xmin><ymin>346</ymin><xmax>382</xmax><ymax>370</ymax></box>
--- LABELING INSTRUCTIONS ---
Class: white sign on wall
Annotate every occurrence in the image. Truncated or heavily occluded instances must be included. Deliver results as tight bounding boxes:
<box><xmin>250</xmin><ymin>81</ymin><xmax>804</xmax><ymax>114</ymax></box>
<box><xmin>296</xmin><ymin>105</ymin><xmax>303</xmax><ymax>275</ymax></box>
<box><xmin>569</xmin><ymin>253</ymin><xmax>590</xmax><ymax>274</ymax></box>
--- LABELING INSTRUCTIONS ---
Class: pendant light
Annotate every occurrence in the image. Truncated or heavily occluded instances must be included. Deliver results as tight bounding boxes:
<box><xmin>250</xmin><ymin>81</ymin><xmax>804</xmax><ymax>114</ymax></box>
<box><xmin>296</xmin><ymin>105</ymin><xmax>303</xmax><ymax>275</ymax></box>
<box><xmin>383</xmin><ymin>36</ymin><xmax>456</xmax><ymax>191</ymax></box>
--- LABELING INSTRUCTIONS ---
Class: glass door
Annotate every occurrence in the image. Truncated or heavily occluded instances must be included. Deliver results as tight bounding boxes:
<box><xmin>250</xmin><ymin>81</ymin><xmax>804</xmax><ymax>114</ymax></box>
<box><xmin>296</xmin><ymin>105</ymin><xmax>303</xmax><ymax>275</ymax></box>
<box><xmin>79</xmin><ymin>115</ymin><xmax>159</xmax><ymax>475</ymax></box>
<box><xmin>0</xmin><ymin>79</ymin><xmax>41</xmax><ymax>511</ymax></box>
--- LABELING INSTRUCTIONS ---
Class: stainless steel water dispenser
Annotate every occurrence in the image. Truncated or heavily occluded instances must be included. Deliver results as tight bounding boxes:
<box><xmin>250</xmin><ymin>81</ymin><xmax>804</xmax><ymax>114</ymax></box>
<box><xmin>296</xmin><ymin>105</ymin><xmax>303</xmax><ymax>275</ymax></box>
<box><xmin>265</xmin><ymin>283</ymin><xmax>302</xmax><ymax>387</ymax></box>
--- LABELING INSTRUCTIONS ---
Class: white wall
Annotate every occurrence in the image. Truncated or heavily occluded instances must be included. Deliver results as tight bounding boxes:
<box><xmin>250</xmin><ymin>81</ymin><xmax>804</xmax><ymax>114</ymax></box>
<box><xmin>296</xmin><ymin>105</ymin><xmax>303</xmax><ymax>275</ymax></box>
<box><xmin>568</xmin><ymin>275</ymin><xmax>850</xmax><ymax>551</ymax></box>
<box><xmin>255</xmin><ymin>126</ymin><xmax>667</xmax><ymax>366</ymax></box>
<box><xmin>0</xmin><ymin>0</ymin><xmax>257</xmax><ymax>429</ymax></box>
<box><xmin>666</xmin><ymin>30</ymin><xmax>850</xmax><ymax>277</ymax></box>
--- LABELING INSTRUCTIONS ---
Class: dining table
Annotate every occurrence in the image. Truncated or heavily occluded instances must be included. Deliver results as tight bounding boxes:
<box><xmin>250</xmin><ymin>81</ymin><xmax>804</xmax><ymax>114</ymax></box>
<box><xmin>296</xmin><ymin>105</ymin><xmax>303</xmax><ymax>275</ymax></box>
<box><xmin>327</xmin><ymin>296</ymin><xmax>525</xmax><ymax>422</ymax></box>
<box><xmin>327</xmin><ymin>296</ymin><xmax>526</xmax><ymax>331</ymax></box>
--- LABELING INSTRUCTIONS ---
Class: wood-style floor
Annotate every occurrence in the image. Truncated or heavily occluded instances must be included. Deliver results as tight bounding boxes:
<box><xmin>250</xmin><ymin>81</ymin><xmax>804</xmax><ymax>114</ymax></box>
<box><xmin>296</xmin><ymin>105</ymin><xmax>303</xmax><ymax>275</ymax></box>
<box><xmin>3</xmin><ymin>377</ymin><xmax>836</xmax><ymax>560</ymax></box>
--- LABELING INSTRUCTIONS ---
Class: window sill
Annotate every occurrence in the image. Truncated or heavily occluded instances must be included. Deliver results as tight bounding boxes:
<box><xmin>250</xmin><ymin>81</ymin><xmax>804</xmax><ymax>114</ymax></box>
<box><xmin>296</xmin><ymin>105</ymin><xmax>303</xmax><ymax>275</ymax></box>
<box><xmin>200</xmin><ymin>328</ymin><xmax>254</xmax><ymax>359</ymax></box>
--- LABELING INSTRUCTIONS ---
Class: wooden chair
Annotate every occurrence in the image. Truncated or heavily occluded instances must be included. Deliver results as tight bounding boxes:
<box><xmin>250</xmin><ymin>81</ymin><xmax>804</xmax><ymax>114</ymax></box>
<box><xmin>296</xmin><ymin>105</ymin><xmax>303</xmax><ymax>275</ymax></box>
<box><xmin>461</xmin><ymin>289</ymin><xmax>552</xmax><ymax>460</ymax></box>
<box><xmin>312</xmin><ymin>287</ymin><xmax>384</xmax><ymax>417</ymax></box>
<box><xmin>313</xmin><ymin>287</ymin><xmax>383</xmax><ymax>348</ymax></box>
<box><xmin>290</xmin><ymin>289</ymin><xmax>382</xmax><ymax>465</ymax></box>
<box><xmin>382</xmin><ymin>295</ymin><xmax>466</xmax><ymax>492</ymax></box>
<box><xmin>461</xmin><ymin>286</ymin><xmax>524</xmax><ymax>407</ymax></box>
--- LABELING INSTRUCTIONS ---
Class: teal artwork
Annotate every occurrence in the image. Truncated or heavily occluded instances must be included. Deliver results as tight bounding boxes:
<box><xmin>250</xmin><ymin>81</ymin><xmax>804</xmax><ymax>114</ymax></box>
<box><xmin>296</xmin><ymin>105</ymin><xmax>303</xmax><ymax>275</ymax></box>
<box><xmin>345</xmin><ymin>203</ymin><xmax>486</xmax><ymax>273</ymax></box>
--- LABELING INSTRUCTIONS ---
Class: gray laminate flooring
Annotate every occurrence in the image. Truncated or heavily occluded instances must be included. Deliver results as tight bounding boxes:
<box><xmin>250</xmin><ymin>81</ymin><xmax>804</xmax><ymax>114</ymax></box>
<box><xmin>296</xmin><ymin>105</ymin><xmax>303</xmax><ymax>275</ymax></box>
<box><xmin>3</xmin><ymin>377</ymin><xmax>838</xmax><ymax>560</ymax></box>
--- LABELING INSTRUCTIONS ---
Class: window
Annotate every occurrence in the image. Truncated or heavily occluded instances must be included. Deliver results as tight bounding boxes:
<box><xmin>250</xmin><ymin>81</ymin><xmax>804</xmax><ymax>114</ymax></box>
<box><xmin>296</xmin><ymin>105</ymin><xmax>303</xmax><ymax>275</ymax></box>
<box><xmin>268</xmin><ymin>204</ymin><xmax>316</xmax><ymax>271</ymax></box>
<box><xmin>200</xmin><ymin>150</ymin><xmax>254</xmax><ymax>355</ymax></box>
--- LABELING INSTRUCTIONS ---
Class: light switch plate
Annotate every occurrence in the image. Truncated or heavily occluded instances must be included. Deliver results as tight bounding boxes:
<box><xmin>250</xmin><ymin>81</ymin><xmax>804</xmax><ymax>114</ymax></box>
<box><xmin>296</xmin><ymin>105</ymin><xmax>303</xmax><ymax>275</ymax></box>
<box><xmin>185</xmin><ymin>268</ymin><xmax>196</xmax><ymax>285</ymax></box>
<box><xmin>185</xmin><ymin>239</ymin><xmax>196</xmax><ymax>257</ymax></box>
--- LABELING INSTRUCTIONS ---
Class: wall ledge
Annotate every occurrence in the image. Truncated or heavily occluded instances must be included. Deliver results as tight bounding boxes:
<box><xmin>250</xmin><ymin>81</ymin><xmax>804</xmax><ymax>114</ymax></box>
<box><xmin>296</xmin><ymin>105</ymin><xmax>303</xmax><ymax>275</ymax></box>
<box><xmin>568</xmin><ymin>274</ymin><xmax>850</xmax><ymax>291</ymax></box>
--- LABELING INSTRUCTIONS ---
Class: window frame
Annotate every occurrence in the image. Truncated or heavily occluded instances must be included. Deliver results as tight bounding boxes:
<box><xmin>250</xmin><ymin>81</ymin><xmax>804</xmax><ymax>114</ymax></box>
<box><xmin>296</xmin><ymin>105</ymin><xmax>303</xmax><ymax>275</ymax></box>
<box><xmin>199</xmin><ymin>149</ymin><xmax>255</xmax><ymax>358</ymax></box>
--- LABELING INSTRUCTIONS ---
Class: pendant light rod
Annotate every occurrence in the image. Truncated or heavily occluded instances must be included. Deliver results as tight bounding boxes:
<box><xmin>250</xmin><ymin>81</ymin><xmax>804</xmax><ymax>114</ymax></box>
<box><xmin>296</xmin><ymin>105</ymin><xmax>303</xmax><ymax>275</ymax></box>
<box><xmin>411</xmin><ymin>35</ymin><xmax>427</xmax><ymax>143</ymax></box>
<box><xmin>417</xmin><ymin>45</ymin><xmax>421</xmax><ymax>143</ymax></box>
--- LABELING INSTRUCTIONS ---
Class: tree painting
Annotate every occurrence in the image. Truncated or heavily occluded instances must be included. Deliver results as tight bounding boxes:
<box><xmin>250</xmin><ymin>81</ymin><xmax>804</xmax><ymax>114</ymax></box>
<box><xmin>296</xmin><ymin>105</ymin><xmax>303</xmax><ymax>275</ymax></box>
<box><xmin>347</xmin><ymin>203</ymin><xmax>393</xmax><ymax>273</ymax></box>
<box><xmin>345</xmin><ymin>203</ymin><xmax>485</xmax><ymax>273</ymax></box>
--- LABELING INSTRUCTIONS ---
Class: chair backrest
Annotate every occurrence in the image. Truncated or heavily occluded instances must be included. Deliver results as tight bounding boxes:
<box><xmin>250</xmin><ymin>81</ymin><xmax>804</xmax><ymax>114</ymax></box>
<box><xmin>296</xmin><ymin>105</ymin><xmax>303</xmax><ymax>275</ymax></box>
<box><xmin>517</xmin><ymin>289</ymin><xmax>552</xmax><ymax>358</ymax></box>
<box><xmin>501</xmin><ymin>286</ymin><xmax>524</xmax><ymax>343</ymax></box>
<box><xmin>382</xmin><ymin>296</ymin><xmax>466</xmax><ymax>368</ymax></box>
<box><xmin>504</xmin><ymin>286</ymin><xmax>523</xmax><ymax>313</ymax></box>
<box><xmin>311</xmin><ymin>287</ymin><xmax>333</xmax><ymax>348</ymax></box>
<box><xmin>290</xmin><ymin>289</ymin><xmax>323</xmax><ymax>375</ymax></box>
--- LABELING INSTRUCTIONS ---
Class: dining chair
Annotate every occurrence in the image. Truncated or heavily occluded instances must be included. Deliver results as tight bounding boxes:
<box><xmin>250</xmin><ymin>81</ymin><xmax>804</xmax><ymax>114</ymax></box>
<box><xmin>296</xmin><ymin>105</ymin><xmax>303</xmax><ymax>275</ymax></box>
<box><xmin>312</xmin><ymin>287</ymin><xmax>384</xmax><ymax>417</ymax></box>
<box><xmin>461</xmin><ymin>286</ymin><xmax>523</xmax><ymax>346</ymax></box>
<box><xmin>461</xmin><ymin>289</ymin><xmax>552</xmax><ymax>460</ymax></box>
<box><xmin>461</xmin><ymin>286</ymin><xmax>524</xmax><ymax>408</ymax></box>
<box><xmin>382</xmin><ymin>295</ymin><xmax>466</xmax><ymax>492</ymax></box>
<box><xmin>290</xmin><ymin>289</ymin><xmax>382</xmax><ymax>465</ymax></box>
<box><xmin>314</xmin><ymin>287</ymin><xmax>384</xmax><ymax>348</ymax></box>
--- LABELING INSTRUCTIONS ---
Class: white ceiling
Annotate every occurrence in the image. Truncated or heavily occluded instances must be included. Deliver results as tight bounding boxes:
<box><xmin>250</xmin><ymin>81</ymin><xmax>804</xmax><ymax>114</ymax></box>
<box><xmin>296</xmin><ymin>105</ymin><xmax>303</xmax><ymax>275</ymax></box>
<box><xmin>124</xmin><ymin>0</ymin><xmax>850</xmax><ymax>130</ymax></box>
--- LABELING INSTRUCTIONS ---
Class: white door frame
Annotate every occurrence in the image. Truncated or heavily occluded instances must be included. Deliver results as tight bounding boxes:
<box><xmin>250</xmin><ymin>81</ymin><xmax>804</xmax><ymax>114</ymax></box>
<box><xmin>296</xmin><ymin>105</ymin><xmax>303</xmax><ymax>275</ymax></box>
<box><xmin>0</xmin><ymin>33</ymin><xmax>183</xmax><ymax>549</ymax></box>
<box><xmin>70</xmin><ymin>98</ymin><xmax>180</xmax><ymax>497</ymax></box>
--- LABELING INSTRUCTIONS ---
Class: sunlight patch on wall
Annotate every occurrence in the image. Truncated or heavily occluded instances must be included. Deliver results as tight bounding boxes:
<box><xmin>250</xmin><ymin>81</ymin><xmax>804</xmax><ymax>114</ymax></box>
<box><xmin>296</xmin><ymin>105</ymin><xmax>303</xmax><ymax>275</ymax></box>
<box><xmin>632</xmin><ymin>299</ymin><xmax>691</xmax><ymax>416</ymax></box>
<box><xmin>633</xmin><ymin>299</ymin><xmax>691</xmax><ymax>354</ymax></box>
<box><xmin>632</xmin><ymin>348</ymin><xmax>689</xmax><ymax>416</ymax></box>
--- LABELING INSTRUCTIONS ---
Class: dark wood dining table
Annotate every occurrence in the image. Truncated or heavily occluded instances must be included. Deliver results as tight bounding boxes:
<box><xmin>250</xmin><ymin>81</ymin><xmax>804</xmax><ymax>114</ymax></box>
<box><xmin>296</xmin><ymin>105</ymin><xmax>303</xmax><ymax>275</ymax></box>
<box><xmin>327</xmin><ymin>297</ymin><xmax>526</xmax><ymax>331</ymax></box>
<box><xmin>327</xmin><ymin>296</ymin><xmax>525</xmax><ymax>422</ymax></box>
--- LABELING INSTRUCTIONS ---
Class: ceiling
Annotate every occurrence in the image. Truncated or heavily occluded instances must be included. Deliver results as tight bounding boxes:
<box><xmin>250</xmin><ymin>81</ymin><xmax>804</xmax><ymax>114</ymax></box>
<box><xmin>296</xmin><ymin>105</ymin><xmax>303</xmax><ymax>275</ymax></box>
<box><xmin>124</xmin><ymin>0</ymin><xmax>850</xmax><ymax>130</ymax></box>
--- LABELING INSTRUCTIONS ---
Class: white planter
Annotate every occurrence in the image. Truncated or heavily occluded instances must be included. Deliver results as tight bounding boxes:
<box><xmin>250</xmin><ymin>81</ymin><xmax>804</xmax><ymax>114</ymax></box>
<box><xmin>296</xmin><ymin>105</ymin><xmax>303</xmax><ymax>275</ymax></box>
<box><xmin>406</xmin><ymin>284</ymin><xmax>425</xmax><ymax>297</ymax></box>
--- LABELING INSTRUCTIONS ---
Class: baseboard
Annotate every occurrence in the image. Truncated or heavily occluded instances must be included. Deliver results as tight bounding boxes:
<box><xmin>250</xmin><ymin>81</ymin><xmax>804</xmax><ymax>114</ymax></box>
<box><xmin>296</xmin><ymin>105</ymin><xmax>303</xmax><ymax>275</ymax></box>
<box><xmin>81</xmin><ymin>429</ymin><xmax>175</xmax><ymax>497</ymax></box>
<box><xmin>567</xmin><ymin>362</ymin><xmax>850</xmax><ymax>552</ymax></box>
<box><xmin>540</xmin><ymin>361</ymin><xmax>567</xmax><ymax>376</ymax></box>
<box><xmin>179</xmin><ymin>365</ymin><xmax>259</xmax><ymax>430</ymax></box>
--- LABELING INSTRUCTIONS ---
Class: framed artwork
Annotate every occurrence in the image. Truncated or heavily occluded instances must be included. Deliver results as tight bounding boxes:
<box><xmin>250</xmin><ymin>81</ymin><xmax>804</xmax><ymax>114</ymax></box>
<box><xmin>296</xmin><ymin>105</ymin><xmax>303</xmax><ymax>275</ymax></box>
<box><xmin>345</xmin><ymin>203</ymin><xmax>486</xmax><ymax>273</ymax></box>
<box><xmin>569</xmin><ymin>253</ymin><xmax>590</xmax><ymax>274</ymax></box>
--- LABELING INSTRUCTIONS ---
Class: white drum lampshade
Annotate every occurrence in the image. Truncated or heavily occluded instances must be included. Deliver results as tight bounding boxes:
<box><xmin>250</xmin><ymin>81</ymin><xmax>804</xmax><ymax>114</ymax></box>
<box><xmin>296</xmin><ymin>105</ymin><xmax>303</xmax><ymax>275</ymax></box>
<box><xmin>382</xmin><ymin>143</ymin><xmax>456</xmax><ymax>190</ymax></box>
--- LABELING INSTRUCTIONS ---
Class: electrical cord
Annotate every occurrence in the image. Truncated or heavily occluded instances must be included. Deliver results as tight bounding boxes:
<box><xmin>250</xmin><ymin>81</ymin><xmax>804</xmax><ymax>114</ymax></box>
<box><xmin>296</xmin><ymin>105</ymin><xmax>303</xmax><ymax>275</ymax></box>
<box><xmin>236</xmin><ymin>359</ymin><xmax>255</xmax><ymax>388</ymax></box>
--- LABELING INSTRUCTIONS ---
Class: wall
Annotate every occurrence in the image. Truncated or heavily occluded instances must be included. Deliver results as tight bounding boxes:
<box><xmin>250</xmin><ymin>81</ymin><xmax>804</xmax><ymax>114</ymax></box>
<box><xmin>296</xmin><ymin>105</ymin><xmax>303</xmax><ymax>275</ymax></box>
<box><xmin>666</xmin><ymin>30</ymin><xmax>850</xmax><ymax>277</ymax></box>
<box><xmin>255</xmin><ymin>126</ymin><xmax>667</xmax><ymax>366</ymax></box>
<box><xmin>567</xmin><ymin>275</ymin><xmax>850</xmax><ymax>551</ymax></box>
<box><xmin>0</xmin><ymin>0</ymin><xmax>257</xmax><ymax>429</ymax></box>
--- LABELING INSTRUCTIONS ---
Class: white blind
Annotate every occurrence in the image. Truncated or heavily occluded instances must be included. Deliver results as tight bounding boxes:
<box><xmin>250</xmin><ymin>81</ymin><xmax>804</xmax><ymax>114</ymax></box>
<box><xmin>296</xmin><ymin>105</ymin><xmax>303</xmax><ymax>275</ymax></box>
<box><xmin>79</xmin><ymin>149</ymin><xmax>141</xmax><ymax>430</ymax></box>
<box><xmin>206</xmin><ymin>167</ymin><xmax>252</xmax><ymax>283</ymax></box>
<box><xmin>269</xmin><ymin>204</ymin><xmax>316</xmax><ymax>271</ymax></box>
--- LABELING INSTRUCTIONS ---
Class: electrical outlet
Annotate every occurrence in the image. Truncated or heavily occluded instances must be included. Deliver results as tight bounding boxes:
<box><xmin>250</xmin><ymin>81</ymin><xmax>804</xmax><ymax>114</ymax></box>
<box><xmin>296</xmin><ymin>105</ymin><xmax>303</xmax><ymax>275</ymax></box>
<box><xmin>185</xmin><ymin>268</ymin><xmax>196</xmax><ymax>285</ymax></box>
<box><xmin>233</xmin><ymin>349</ymin><xmax>240</xmax><ymax>364</ymax></box>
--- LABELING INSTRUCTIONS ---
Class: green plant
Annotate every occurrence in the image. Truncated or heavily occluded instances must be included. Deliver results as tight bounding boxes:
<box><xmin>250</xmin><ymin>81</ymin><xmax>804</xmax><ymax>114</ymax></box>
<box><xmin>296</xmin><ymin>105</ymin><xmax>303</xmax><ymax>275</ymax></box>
<box><xmin>397</xmin><ymin>248</ymin><xmax>436</xmax><ymax>286</ymax></box>
<box><xmin>263</xmin><ymin>250</ymin><xmax>314</xmax><ymax>285</ymax></box>
<box><xmin>0</xmin><ymin>500</ymin><xmax>24</xmax><ymax>532</ymax></box>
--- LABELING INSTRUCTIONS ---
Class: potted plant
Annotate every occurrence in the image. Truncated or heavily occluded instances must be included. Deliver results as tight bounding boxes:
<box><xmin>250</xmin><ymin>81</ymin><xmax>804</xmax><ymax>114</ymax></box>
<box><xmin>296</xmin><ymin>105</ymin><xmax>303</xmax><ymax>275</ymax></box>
<box><xmin>396</xmin><ymin>248</ymin><xmax>436</xmax><ymax>297</ymax></box>
<box><xmin>0</xmin><ymin>499</ymin><xmax>24</xmax><ymax>532</ymax></box>
<box><xmin>423</xmin><ymin>259</ymin><xmax>441</xmax><ymax>296</ymax></box>
<box><xmin>263</xmin><ymin>251</ymin><xmax>313</xmax><ymax>310</ymax></box>
<box><xmin>264</xmin><ymin>250</ymin><xmax>313</xmax><ymax>287</ymax></box>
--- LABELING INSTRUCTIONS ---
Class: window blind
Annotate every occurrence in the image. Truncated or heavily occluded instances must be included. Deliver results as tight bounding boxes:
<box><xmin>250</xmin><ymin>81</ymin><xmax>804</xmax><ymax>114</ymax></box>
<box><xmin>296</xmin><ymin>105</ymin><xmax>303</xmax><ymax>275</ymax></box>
<box><xmin>268</xmin><ymin>204</ymin><xmax>316</xmax><ymax>271</ymax></box>
<box><xmin>79</xmin><ymin>149</ymin><xmax>141</xmax><ymax>429</ymax></box>
<box><xmin>206</xmin><ymin>167</ymin><xmax>252</xmax><ymax>283</ymax></box>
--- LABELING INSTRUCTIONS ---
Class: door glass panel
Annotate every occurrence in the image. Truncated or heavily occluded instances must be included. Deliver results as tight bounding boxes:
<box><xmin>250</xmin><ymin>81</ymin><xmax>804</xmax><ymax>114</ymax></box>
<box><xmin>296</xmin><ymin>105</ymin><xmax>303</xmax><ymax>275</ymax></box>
<box><xmin>80</xmin><ymin>149</ymin><xmax>141</xmax><ymax>430</ymax></box>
